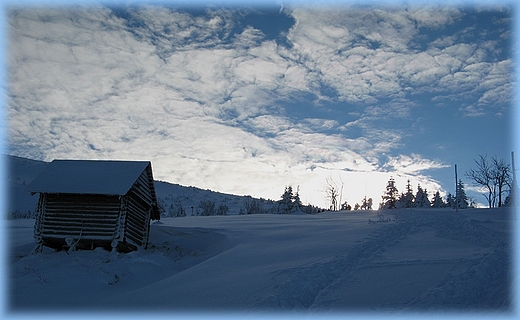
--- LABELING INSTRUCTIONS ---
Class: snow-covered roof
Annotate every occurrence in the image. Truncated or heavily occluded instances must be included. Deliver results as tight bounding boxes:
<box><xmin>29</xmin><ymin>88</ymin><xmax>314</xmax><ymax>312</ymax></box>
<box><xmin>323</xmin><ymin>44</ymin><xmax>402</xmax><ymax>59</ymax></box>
<box><xmin>29</xmin><ymin>159</ymin><xmax>152</xmax><ymax>195</ymax></box>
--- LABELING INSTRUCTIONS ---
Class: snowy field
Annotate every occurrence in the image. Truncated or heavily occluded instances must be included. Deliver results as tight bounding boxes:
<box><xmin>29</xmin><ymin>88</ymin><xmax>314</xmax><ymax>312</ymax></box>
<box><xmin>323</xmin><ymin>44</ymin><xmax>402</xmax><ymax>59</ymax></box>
<box><xmin>5</xmin><ymin>207</ymin><xmax>515</xmax><ymax>318</ymax></box>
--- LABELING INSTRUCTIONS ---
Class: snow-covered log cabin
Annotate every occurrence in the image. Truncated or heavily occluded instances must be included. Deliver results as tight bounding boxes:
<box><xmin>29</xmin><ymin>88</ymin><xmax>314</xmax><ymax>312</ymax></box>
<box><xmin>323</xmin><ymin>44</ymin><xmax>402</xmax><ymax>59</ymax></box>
<box><xmin>29</xmin><ymin>160</ymin><xmax>160</xmax><ymax>252</ymax></box>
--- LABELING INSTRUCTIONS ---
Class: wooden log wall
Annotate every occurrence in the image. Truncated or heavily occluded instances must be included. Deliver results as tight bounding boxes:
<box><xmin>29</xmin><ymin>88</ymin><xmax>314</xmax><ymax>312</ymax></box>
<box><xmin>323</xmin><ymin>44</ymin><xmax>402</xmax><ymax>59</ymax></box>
<box><xmin>123</xmin><ymin>168</ymin><xmax>153</xmax><ymax>248</ymax></box>
<box><xmin>39</xmin><ymin>193</ymin><xmax>120</xmax><ymax>242</ymax></box>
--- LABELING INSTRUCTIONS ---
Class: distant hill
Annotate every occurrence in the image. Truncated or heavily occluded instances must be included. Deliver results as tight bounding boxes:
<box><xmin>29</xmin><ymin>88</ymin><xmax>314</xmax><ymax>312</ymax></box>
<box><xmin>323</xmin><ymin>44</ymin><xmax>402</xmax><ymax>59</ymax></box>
<box><xmin>5</xmin><ymin>155</ymin><xmax>49</xmax><ymax>216</ymax></box>
<box><xmin>154</xmin><ymin>180</ymin><xmax>277</xmax><ymax>216</ymax></box>
<box><xmin>4</xmin><ymin>155</ymin><xmax>276</xmax><ymax>218</ymax></box>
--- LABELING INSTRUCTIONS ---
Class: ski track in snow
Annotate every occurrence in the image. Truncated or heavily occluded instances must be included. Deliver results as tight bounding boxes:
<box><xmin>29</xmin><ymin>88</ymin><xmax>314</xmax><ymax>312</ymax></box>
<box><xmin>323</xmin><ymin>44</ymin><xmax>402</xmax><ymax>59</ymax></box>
<box><xmin>402</xmin><ymin>212</ymin><xmax>511</xmax><ymax>310</ymax></box>
<box><xmin>249</xmin><ymin>215</ymin><xmax>415</xmax><ymax>310</ymax></box>
<box><xmin>249</xmin><ymin>211</ymin><xmax>511</xmax><ymax>311</ymax></box>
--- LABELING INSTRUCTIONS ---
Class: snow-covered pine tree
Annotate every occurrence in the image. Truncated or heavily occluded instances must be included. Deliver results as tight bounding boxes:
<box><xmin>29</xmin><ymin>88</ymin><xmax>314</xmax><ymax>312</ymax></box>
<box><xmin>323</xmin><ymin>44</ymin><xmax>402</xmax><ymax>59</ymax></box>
<box><xmin>456</xmin><ymin>180</ymin><xmax>469</xmax><ymax>209</ymax></box>
<box><xmin>431</xmin><ymin>191</ymin><xmax>445</xmax><ymax>208</ymax></box>
<box><xmin>293</xmin><ymin>186</ymin><xmax>303</xmax><ymax>212</ymax></box>
<box><xmin>381</xmin><ymin>177</ymin><xmax>399</xmax><ymax>209</ymax></box>
<box><xmin>278</xmin><ymin>186</ymin><xmax>295</xmax><ymax>214</ymax></box>
<box><xmin>396</xmin><ymin>193</ymin><xmax>405</xmax><ymax>208</ymax></box>
<box><xmin>398</xmin><ymin>179</ymin><xmax>415</xmax><ymax>208</ymax></box>
<box><xmin>445</xmin><ymin>192</ymin><xmax>456</xmax><ymax>208</ymax></box>
<box><xmin>504</xmin><ymin>187</ymin><xmax>514</xmax><ymax>207</ymax></box>
<box><xmin>414</xmin><ymin>184</ymin><xmax>431</xmax><ymax>208</ymax></box>
<box><xmin>423</xmin><ymin>187</ymin><xmax>431</xmax><ymax>207</ymax></box>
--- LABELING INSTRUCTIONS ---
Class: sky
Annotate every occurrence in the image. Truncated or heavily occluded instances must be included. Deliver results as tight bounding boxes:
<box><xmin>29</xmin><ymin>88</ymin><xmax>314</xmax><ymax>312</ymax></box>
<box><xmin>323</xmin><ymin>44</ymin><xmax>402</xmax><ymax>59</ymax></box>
<box><xmin>3</xmin><ymin>0</ymin><xmax>516</xmax><ymax>209</ymax></box>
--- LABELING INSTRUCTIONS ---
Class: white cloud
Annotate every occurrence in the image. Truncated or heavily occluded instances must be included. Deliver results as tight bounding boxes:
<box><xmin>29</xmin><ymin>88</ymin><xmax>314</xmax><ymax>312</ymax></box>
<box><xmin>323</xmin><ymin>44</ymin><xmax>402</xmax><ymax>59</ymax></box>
<box><xmin>284</xmin><ymin>5</ymin><xmax>512</xmax><ymax>118</ymax></box>
<box><xmin>383</xmin><ymin>154</ymin><xmax>450</xmax><ymax>174</ymax></box>
<box><xmin>6</xmin><ymin>5</ymin><xmax>512</xmax><ymax>207</ymax></box>
<box><xmin>460</xmin><ymin>104</ymin><xmax>485</xmax><ymax>117</ymax></box>
<box><xmin>243</xmin><ymin>115</ymin><xmax>292</xmax><ymax>135</ymax></box>
<box><xmin>407</xmin><ymin>6</ymin><xmax>462</xmax><ymax>28</ymax></box>
<box><xmin>298</xmin><ymin>118</ymin><xmax>338</xmax><ymax>131</ymax></box>
<box><xmin>233</xmin><ymin>26</ymin><xmax>265</xmax><ymax>47</ymax></box>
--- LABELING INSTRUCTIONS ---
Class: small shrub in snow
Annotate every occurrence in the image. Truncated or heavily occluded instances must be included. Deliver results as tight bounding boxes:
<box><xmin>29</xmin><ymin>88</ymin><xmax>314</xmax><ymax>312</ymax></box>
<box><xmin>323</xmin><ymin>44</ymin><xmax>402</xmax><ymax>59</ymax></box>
<box><xmin>161</xmin><ymin>201</ymin><xmax>186</xmax><ymax>217</ymax></box>
<box><xmin>198</xmin><ymin>200</ymin><xmax>216</xmax><ymax>216</ymax></box>
<box><xmin>340</xmin><ymin>201</ymin><xmax>351</xmax><ymax>210</ymax></box>
<box><xmin>360</xmin><ymin>196</ymin><xmax>373</xmax><ymax>210</ymax></box>
<box><xmin>6</xmin><ymin>210</ymin><xmax>35</xmax><ymax>219</ymax></box>
<box><xmin>157</xmin><ymin>201</ymin><xmax>166</xmax><ymax>216</ymax></box>
<box><xmin>216</xmin><ymin>204</ymin><xmax>229</xmax><ymax>215</ymax></box>
<box><xmin>196</xmin><ymin>201</ymin><xmax>229</xmax><ymax>216</ymax></box>
<box><xmin>243</xmin><ymin>197</ymin><xmax>264</xmax><ymax>214</ymax></box>
<box><xmin>173</xmin><ymin>201</ymin><xmax>187</xmax><ymax>217</ymax></box>
<box><xmin>302</xmin><ymin>204</ymin><xmax>320</xmax><ymax>214</ymax></box>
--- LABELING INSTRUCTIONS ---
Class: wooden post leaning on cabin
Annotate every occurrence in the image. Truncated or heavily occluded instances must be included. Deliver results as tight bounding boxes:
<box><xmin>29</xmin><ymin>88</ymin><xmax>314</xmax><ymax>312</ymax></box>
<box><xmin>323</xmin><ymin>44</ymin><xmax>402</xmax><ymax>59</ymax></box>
<box><xmin>32</xmin><ymin>193</ymin><xmax>46</xmax><ymax>254</ymax></box>
<box><xmin>112</xmin><ymin>195</ymin><xmax>129</xmax><ymax>252</ymax></box>
<box><xmin>142</xmin><ymin>207</ymin><xmax>152</xmax><ymax>250</ymax></box>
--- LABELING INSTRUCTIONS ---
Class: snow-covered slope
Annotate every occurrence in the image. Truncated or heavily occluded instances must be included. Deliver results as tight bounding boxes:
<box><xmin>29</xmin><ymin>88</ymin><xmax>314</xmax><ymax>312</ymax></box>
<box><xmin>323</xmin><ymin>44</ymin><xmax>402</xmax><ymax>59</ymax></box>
<box><xmin>7</xmin><ymin>208</ymin><xmax>513</xmax><ymax>314</ymax></box>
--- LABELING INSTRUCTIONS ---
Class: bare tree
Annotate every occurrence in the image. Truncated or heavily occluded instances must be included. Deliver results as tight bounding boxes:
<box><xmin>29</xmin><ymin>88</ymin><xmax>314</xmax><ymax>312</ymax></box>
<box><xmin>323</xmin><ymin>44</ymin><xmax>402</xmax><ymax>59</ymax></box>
<box><xmin>491</xmin><ymin>156</ymin><xmax>511</xmax><ymax>207</ymax></box>
<box><xmin>465</xmin><ymin>155</ymin><xmax>511</xmax><ymax>208</ymax></box>
<box><xmin>325</xmin><ymin>177</ymin><xmax>340</xmax><ymax>211</ymax></box>
<box><xmin>338</xmin><ymin>175</ymin><xmax>344</xmax><ymax>211</ymax></box>
<box><xmin>465</xmin><ymin>155</ymin><xmax>494</xmax><ymax>208</ymax></box>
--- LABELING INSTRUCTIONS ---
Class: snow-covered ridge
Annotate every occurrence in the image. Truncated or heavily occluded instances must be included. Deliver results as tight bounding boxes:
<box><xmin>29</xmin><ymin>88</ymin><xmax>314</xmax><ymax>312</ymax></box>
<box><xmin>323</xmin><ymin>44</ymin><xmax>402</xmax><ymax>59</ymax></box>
<box><xmin>4</xmin><ymin>154</ymin><xmax>273</xmax><ymax>218</ymax></box>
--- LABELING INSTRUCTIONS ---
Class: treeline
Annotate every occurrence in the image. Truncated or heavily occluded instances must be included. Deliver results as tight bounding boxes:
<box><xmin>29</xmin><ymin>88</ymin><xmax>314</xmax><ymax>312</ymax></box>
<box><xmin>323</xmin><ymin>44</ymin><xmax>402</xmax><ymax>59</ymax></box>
<box><xmin>160</xmin><ymin>185</ymin><xmax>322</xmax><ymax>217</ymax></box>
<box><xmin>159</xmin><ymin>153</ymin><xmax>516</xmax><ymax>217</ymax></box>
<box><xmin>378</xmin><ymin>178</ymin><xmax>472</xmax><ymax>210</ymax></box>
<box><xmin>160</xmin><ymin>199</ymin><xmax>229</xmax><ymax>217</ymax></box>
<box><xmin>240</xmin><ymin>186</ymin><xmax>322</xmax><ymax>215</ymax></box>
<box><xmin>349</xmin><ymin>154</ymin><xmax>515</xmax><ymax>211</ymax></box>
